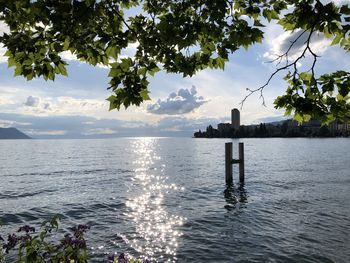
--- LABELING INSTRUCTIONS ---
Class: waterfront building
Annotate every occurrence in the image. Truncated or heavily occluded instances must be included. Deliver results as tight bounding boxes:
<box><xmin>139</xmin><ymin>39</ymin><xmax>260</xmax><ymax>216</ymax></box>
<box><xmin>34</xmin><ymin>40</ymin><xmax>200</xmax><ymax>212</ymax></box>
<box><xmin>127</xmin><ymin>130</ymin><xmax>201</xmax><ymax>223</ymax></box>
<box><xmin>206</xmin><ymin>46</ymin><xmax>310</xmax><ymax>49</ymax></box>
<box><xmin>329</xmin><ymin>120</ymin><xmax>350</xmax><ymax>135</ymax></box>
<box><xmin>231</xmin><ymin>108</ymin><xmax>240</xmax><ymax>130</ymax></box>
<box><xmin>217</xmin><ymin>123</ymin><xmax>233</xmax><ymax>137</ymax></box>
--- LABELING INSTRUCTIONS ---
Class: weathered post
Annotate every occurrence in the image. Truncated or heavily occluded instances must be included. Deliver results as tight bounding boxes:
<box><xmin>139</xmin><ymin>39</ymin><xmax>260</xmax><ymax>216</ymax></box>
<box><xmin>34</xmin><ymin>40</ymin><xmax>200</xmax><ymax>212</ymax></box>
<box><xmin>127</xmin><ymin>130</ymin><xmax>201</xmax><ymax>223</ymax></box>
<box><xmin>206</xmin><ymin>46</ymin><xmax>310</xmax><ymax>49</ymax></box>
<box><xmin>225</xmin><ymin>142</ymin><xmax>245</xmax><ymax>184</ymax></box>
<box><xmin>225</xmin><ymin>142</ymin><xmax>233</xmax><ymax>185</ymax></box>
<box><xmin>239</xmin><ymin>142</ymin><xmax>244</xmax><ymax>183</ymax></box>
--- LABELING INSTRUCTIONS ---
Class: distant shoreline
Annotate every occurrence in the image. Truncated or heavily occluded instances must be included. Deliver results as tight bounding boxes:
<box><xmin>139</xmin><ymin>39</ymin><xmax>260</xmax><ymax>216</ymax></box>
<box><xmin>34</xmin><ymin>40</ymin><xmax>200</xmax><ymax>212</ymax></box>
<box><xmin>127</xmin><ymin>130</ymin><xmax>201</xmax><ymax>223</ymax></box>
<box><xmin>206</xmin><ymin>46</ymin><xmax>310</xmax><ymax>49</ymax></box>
<box><xmin>194</xmin><ymin>119</ymin><xmax>350</xmax><ymax>139</ymax></box>
<box><xmin>0</xmin><ymin>127</ymin><xmax>31</xmax><ymax>140</ymax></box>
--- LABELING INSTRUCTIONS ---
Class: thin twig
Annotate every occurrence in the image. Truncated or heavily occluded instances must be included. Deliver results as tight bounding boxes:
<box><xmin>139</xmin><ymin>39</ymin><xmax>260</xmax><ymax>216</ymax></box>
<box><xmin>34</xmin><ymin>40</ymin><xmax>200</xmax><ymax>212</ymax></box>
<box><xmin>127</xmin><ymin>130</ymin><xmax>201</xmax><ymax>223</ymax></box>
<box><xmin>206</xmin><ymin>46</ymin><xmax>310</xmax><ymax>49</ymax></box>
<box><xmin>240</xmin><ymin>24</ymin><xmax>319</xmax><ymax>108</ymax></box>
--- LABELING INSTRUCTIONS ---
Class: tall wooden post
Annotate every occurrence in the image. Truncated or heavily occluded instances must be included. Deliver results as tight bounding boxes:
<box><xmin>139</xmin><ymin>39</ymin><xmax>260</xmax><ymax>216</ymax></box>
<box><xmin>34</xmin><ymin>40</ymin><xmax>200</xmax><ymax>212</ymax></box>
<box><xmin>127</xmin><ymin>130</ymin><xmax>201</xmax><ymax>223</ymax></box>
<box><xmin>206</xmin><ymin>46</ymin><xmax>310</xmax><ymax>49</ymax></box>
<box><xmin>239</xmin><ymin>142</ymin><xmax>244</xmax><ymax>183</ymax></box>
<box><xmin>225</xmin><ymin>142</ymin><xmax>233</xmax><ymax>185</ymax></box>
<box><xmin>225</xmin><ymin>142</ymin><xmax>245</xmax><ymax>184</ymax></box>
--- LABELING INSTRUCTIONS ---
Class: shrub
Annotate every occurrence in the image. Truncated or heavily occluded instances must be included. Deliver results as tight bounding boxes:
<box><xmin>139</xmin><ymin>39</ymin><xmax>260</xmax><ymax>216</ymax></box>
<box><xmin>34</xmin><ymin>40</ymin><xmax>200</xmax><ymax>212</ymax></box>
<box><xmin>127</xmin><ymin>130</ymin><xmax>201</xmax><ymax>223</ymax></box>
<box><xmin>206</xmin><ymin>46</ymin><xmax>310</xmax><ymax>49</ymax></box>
<box><xmin>0</xmin><ymin>216</ymin><xmax>150</xmax><ymax>263</ymax></box>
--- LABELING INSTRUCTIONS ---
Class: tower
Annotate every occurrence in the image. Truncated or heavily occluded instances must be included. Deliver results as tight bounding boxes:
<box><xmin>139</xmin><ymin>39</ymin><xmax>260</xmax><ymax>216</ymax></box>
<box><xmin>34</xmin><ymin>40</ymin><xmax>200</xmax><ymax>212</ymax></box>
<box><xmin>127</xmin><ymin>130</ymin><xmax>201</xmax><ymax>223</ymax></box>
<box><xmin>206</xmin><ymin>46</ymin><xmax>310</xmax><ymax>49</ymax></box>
<box><xmin>231</xmin><ymin>108</ymin><xmax>240</xmax><ymax>130</ymax></box>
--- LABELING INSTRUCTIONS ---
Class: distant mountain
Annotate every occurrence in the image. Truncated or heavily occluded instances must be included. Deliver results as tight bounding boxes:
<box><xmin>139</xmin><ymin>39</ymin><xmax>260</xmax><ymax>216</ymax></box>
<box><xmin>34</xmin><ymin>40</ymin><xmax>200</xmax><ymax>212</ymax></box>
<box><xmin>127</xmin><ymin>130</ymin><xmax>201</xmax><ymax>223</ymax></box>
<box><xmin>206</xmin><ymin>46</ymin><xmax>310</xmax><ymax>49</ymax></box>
<box><xmin>0</xmin><ymin>127</ymin><xmax>31</xmax><ymax>139</ymax></box>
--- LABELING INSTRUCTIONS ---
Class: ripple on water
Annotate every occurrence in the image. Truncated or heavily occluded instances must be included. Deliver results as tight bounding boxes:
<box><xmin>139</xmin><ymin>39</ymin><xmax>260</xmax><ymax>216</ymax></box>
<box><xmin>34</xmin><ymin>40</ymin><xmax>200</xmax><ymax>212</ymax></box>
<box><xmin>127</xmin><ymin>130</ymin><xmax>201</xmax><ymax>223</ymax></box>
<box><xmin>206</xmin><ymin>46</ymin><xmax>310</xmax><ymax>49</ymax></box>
<box><xmin>1</xmin><ymin>138</ymin><xmax>350</xmax><ymax>262</ymax></box>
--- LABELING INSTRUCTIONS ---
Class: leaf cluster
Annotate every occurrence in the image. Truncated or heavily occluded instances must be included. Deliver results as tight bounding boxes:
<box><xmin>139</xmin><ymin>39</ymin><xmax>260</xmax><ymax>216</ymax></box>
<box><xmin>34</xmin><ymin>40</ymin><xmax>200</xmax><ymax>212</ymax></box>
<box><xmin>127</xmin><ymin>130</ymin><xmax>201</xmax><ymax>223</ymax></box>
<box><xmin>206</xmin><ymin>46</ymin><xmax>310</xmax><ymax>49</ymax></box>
<box><xmin>0</xmin><ymin>0</ymin><xmax>264</xmax><ymax>110</ymax></box>
<box><xmin>272</xmin><ymin>1</ymin><xmax>350</xmax><ymax>123</ymax></box>
<box><xmin>0</xmin><ymin>216</ymin><xmax>89</xmax><ymax>263</ymax></box>
<box><xmin>0</xmin><ymin>0</ymin><xmax>349</xmax><ymax>123</ymax></box>
<box><xmin>275</xmin><ymin>71</ymin><xmax>350</xmax><ymax>124</ymax></box>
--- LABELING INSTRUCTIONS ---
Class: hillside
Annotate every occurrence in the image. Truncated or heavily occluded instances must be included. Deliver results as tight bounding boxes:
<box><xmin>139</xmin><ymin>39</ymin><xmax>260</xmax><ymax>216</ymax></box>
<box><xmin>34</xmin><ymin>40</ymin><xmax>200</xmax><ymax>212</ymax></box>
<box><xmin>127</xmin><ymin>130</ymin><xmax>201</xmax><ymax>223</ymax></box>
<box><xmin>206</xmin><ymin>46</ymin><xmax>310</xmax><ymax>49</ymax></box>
<box><xmin>0</xmin><ymin>127</ymin><xmax>31</xmax><ymax>139</ymax></box>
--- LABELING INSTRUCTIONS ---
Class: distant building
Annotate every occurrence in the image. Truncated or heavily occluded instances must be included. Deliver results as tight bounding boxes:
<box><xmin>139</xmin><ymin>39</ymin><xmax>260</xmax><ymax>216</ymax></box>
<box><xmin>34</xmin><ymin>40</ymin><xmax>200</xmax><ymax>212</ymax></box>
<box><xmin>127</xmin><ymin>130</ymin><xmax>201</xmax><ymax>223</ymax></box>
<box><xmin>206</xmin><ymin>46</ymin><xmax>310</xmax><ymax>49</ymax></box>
<box><xmin>329</xmin><ymin>120</ymin><xmax>350</xmax><ymax>135</ymax></box>
<box><xmin>194</xmin><ymin>106</ymin><xmax>349</xmax><ymax>138</ymax></box>
<box><xmin>217</xmin><ymin>123</ymin><xmax>232</xmax><ymax>137</ymax></box>
<box><xmin>231</xmin><ymin>108</ymin><xmax>240</xmax><ymax>130</ymax></box>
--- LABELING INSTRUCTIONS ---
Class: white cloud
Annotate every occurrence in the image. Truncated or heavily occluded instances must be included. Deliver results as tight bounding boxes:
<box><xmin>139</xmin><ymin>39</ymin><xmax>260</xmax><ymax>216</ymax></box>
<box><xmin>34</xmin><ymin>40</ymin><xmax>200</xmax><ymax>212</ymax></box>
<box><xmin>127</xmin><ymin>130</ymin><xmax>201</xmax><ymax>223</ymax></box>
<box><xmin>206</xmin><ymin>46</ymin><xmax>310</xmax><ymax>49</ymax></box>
<box><xmin>56</xmin><ymin>96</ymin><xmax>106</xmax><ymax>111</ymax></box>
<box><xmin>147</xmin><ymin>85</ymin><xmax>207</xmax><ymax>115</ymax></box>
<box><xmin>60</xmin><ymin>51</ymin><xmax>78</xmax><ymax>61</ymax></box>
<box><xmin>120</xmin><ymin>122</ymin><xmax>146</xmax><ymax>128</ymax></box>
<box><xmin>82</xmin><ymin>121</ymin><xmax>95</xmax><ymax>125</ymax></box>
<box><xmin>18</xmin><ymin>96</ymin><xmax>108</xmax><ymax>116</ymax></box>
<box><xmin>0</xmin><ymin>95</ymin><xmax>15</xmax><ymax>105</ymax></box>
<box><xmin>263</xmin><ymin>28</ymin><xmax>331</xmax><ymax>61</ymax></box>
<box><xmin>328</xmin><ymin>0</ymin><xmax>350</xmax><ymax>5</ymax></box>
<box><xmin>262</xmin><ymin>0</ymin><xmax>350</xmax><ymax>64</ymax></box>
<box><xmin>0</xmin><ymin>21</ymin><xmax>9</xmax><ymax>63</ymax></box>
<box><xmin>24</xmin><ymin>96</ymin><xmax>40</xmax><ymax>107</ymax></box>
<box><xmin>178</xmin><ymin>65</ymin><xmax>285</xmax><ymax>124</ymax></box>
<box><xmin>82</xmin><ymin>128</ymin><xmax>117</xmax><ymax>135</ymax></box>
<box><xmin>0</xmin><ymin>119</ymin><xmax>31</xmax><ymax>128</ymax></box>
<box><xmin>119</xmin><ymin>42</ymin><xmax>139</xmax><ymax>59</ymax></box>
<box><xmin>0</xmin><ymin>44</ymin><xmax>7</xmax><ymax>63</ymax></box>
<box><xmin>24</xmin><ymin>129</ymin><xmax>67</xmax><ymax>136</ymax></box>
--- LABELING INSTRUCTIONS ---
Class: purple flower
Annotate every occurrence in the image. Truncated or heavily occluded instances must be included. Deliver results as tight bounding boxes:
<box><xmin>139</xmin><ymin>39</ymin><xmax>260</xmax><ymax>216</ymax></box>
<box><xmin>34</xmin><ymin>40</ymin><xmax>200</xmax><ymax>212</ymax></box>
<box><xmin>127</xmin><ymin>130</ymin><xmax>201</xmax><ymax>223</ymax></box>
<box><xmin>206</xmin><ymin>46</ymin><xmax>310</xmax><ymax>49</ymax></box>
<box><xmin>19</xmin><ymin>234</ymin><xmax>32</xmax><ymax>242</ymax></box>
<box><xmin>3</xmin><ymin>234</ymin><xmax>18</xmax><ymax>253</ymax></box>
<box><xmin>143</xmin><ymin>260</ymin><xmax>151</xmax><ymax>263</ymax></box>
<box><xmin>62</xmin><ymin>234</ymin><xmax>73</xmax><ymax>246</ymax></box>
<box><xmin>74</xmin><ymin>239</ymin><xmax>87</xmax><ymax>248</ymax></box>
<box><xmin>107</xmin><ymin>253</ymin><xmax>117</xmax><ymax>262</ymax></box>
<box><xmin>72</xmin><ymin>224</ymin><xmax>90</xmax><ymax>238</ymax></box>
<box><xmin>118</xmin><ymin>253</ymin><xmax>128</xmax><ymax>263</ymax></box>
<box><xmin>17</xmin><ymin>225</ymin><xmax>35</xmax><ymax>233</ymax></box>
<box><xmin>79</xmin><ymin>224</ymin><xmax>90</xmax><ymax>231</ymax></box>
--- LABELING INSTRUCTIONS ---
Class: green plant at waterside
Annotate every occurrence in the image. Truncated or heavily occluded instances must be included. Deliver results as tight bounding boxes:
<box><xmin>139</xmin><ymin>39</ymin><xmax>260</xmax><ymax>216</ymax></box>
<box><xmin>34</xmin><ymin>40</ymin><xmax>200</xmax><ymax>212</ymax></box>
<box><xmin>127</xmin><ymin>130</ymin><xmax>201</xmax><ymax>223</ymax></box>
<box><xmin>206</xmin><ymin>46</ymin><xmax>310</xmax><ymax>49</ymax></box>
<box><xmin>0</xmin><ymin>1</ymin><xmax>349</xmax><ymax>124</ymax></box>
<box><xmin>0</xmin><ymin>244</ymin><xmax>4</xmax><ymax>263</ymax></box>
<box><xmin>0</xmin><ymin>215</ymin><xmax>89</xmax><ymax>263</ymax></box>
<box><xmin>107</xmin><ymin>253</ymin><xmax>150</xmax><ymax>263</ymax></box>
<box><xmin>0</xmin><ymin>217</ymin><xmax>151</xmax><ymax>263</ymax></box>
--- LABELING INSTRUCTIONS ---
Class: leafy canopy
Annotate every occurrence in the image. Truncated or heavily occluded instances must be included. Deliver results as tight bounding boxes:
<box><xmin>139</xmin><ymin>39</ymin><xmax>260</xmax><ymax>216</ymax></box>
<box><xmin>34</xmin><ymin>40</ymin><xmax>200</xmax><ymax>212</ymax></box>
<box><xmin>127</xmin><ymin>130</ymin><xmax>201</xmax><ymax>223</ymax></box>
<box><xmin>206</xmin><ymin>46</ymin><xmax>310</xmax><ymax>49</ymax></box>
<box><xmin>0</xmin><ymin>0</ymin><xmax>349</xmax><ymax>123</ymax></box>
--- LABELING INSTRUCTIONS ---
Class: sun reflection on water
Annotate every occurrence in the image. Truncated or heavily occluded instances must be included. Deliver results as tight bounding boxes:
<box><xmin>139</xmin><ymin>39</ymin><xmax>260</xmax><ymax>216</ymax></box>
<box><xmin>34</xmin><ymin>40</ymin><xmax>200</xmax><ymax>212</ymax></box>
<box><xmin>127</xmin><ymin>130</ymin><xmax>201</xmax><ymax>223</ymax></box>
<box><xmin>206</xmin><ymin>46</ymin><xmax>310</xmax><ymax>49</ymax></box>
<box><xmin>125</xmin><ymin>138</ymin><xmax>184</xmax><ymax>262</ymax></box>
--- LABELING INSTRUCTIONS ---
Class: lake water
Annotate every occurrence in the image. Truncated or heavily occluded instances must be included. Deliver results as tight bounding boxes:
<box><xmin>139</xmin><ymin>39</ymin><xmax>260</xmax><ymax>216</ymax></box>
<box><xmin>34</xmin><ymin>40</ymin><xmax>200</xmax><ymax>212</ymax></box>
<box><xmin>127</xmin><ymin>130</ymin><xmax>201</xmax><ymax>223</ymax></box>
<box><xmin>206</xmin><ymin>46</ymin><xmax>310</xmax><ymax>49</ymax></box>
<box><xmin>0</xmin><ymin>138</ymin><xmax>349</xmax><ymax>262</ymax></box>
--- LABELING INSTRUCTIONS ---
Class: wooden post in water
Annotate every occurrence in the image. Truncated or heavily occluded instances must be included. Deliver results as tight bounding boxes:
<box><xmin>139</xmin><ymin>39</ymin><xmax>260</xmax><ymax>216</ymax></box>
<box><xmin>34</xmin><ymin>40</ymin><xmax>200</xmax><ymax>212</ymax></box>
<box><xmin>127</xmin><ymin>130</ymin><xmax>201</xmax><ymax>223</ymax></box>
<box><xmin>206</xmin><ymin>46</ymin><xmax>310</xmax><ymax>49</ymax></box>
<box><xmin>239</xmin><ymin>142</ymin><xmax>244</xmax><ymax>183</ymax></box>
<box><xmin>225</xmin><ymin>142</ymin><xmax>233</xmax><ymax>185</ymax></box>
<box><xmin>225</xmin><ymin>142</ymin><xmax>245</xmax><ymax>184</ymax></box>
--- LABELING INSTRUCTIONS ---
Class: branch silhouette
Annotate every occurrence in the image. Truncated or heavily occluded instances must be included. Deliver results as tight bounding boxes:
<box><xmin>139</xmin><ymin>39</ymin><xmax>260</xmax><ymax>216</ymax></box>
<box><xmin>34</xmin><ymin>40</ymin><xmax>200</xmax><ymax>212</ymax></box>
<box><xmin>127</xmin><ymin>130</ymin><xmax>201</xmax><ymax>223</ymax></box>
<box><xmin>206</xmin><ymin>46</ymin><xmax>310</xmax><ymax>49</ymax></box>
<box><xmin>240</xmin><ymin>25</ymin><xmax>319</xmax><ymax>108</ymax></box>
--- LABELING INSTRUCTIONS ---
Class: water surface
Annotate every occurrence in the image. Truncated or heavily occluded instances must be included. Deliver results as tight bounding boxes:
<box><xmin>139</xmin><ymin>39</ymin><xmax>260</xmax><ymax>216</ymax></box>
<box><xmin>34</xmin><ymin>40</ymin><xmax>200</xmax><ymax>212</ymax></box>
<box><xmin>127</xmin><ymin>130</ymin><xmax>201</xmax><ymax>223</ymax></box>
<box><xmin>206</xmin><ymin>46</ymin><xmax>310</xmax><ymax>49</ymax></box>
<box><xmin>0</xmin><ymin>138</ymin><xmax>349</xmax><ymax>262</ymax></box>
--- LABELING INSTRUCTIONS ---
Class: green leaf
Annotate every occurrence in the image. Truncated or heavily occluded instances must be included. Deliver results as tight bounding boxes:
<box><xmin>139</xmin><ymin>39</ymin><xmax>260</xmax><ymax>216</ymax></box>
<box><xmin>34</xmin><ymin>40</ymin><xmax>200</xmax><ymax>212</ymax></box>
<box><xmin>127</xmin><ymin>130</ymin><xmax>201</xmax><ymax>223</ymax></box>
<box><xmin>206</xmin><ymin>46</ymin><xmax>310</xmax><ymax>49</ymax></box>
<box><xmin>8</xmin><ymin>57</ymin><xmax>16</xmax><ymax>68</ymax></box>
<box><xmin>303</xmin><ymin>114</ymin><xmax>312</xmax><ymax>122</ymax></box>
<box><xmin>216</xmin><ymin>57</ymin><xmax>225</xmax><ymax>69</ymax></box>
<box><xmin>294</xmin><ymin>112</ymin><xmax>303</xmax><ymax>123</ymax></box>
<box><xmin>337</xmin><ymin>94</ymin><xmax>344</xmax><ymax>101</ymax></box>
<box><xmin>63</xmin><ymin>37</ymin><xmax>70</xmax><ymax>50</ymax></box>
<box><xmin>331</xmin><ymin>33</ymin><xmax>342</xmax><ymax>45</ymax></box>
<box><xmin>26</xmin><ymin>72</ymin><xmax>34</xmax><ymax>80</ymax></box>
<box><xmin>299</xmin><ymin>72</ymin><xmax>312</xmax><ymax>82</ymax></box>
<box><xmin>120</xmin><ymin>59</ymin><xmax>131</xmax><ymax>72</ymax></box>
<box><xmin>270</xmin><ymin>10</ymin><xmax>279</xmax><ymax>20</ymax></box>
<box><xmin>106</xmin><ymin>95</ymin><xmax>118</xmax><ymax>111</ymax></box>
<box><xmin>14</xmin><ymin>65</ymin><xmax>22</xmax><ymax>76</ymax></box>
<box><xmin>4</xmin><ymin>50</ymin><xmax>11</xmax><ymax>57</ymax></box>
<box><xmin>138</xmin><ymin>67</ymin><xmax>147</xmax><ymax>76</ymax></box>
<box><xmin>108</xmin><ymin>68</ymin><xmax>122</xmax><ymax>77</ymax></box>
<box><xmin>106</xmin><ymin>46</ymin><xmax>119</xmax><ymax>59</ymax></box>
<box><xmin>253</xmin><ymin>20</ymin><xmax>264</xmax><ymax>27</ymax></box>
<box><xmin>57</xmin><ymin>63</ymin><xmax>68</xmax><ymax>76</ymax></box>
<box><xmin>140</xmin><ymin>89</ymin><xmax>150</xmax><ymax>100</ymax></box>
<box><xmin>324</xmin><ymin>27</ymin><xmax>332</xmax><ymax>39</ymax></box>
<box><xmin>148</xmin><ymin>65</ymin><xmax>160</xmax><ymax>77</ymax></box>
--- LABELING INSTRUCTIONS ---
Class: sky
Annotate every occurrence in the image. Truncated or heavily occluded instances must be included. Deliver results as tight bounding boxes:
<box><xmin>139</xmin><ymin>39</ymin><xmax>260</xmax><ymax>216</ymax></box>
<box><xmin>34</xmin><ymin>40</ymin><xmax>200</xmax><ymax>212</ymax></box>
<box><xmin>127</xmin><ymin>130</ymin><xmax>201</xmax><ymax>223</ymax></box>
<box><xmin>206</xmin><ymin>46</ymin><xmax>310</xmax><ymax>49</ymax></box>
<box><xmin>0</xmin><ymin>1</ymin><xmax>350</xmax><ymax>138</ymax></box>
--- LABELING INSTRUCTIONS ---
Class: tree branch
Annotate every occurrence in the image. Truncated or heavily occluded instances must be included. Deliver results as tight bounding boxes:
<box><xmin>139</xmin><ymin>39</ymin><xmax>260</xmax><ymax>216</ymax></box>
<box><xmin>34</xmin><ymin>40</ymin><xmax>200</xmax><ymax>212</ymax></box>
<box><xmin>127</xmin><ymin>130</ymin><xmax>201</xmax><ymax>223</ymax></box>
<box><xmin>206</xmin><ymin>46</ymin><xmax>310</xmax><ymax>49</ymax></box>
<box><xmin>240</xmin><ymin>24</ymin><xmax>319</xmax><ymax>108</ymax></box>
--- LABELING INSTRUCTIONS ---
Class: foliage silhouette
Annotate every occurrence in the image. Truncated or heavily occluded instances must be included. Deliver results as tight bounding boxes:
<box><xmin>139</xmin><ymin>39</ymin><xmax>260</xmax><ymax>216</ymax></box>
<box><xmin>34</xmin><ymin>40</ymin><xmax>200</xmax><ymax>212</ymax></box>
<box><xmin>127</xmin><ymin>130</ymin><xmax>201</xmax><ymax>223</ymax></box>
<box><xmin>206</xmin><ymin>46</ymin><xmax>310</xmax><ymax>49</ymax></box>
<box><xmin>0</xmin><ymin>0</ymin><xmax>349</xmax><ymax>123</ymax></box>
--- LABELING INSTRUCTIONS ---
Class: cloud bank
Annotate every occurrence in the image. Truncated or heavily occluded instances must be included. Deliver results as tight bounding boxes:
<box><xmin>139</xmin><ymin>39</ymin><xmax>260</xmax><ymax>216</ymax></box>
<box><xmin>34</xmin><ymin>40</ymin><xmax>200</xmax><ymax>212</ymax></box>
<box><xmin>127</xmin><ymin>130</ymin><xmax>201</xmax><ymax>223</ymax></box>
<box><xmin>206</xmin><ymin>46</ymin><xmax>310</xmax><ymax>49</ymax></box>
<box><xmin>264</xmin><ymin>29</ymin><xmax>331</xmax><ymax>61</ymax></box>
<box><xmin>24</xmin><ymin>96</ymin><xmax>40</xmax><ymax>107</ymax></box>
<box><xmin>147</xmin><ymin>86</ymin><xmax>207</xmax><ymax>115</ymax></box>
<box><xmin>0</xmin><ymin>112</ymin><xmax>222</xmax><ymax>138</ymax></box>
